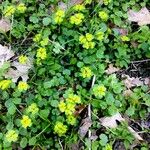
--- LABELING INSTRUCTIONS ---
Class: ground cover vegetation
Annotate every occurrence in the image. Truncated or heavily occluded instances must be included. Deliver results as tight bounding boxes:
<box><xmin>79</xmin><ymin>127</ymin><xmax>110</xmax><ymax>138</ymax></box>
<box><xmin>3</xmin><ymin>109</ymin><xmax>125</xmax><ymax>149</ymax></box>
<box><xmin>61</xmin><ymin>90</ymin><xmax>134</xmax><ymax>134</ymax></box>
<box><xmin>0</xmin><ymin>0</ymin><xmax>150</xmax><ymax>149</ymax></box>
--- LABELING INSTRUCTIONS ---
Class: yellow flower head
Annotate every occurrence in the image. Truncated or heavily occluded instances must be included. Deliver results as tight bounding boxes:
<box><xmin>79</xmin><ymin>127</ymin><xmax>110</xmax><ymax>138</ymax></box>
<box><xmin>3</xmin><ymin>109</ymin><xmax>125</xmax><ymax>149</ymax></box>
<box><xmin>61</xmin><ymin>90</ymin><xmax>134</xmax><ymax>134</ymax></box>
<box><xmin>81</xmin><ymin>67</ymin><xmax>92</xmax><ymax>78</ymax></box>
<box><xmin>103</xmin><ymin>0</ymin><xmax>112</xmax><ymax>5</ymax></box>
<box><xmin>33</xmin><ymin>34</ymin><xmax>42</xmax><ymax>43</ymax></box>
<box><xmin>5</xmin><ymin>130</ymin><xmax>18</xmax><ymax>143</ymax></box>
<box><xmin>0</xmin><ymin>80</ymin><xmax>11</xmax><ymax>90</ymax></box>
<box><xmin>99</xmin><ymin>11</ymin><xmax>108</xmax><ymax>21</ymax></box>
<box><xmin>27</xmin><ymin>103</ymin><xmax>39</xmax><ymax>115</ymax></box>
<box><xmin>4</xmin><ymin>5</ymin><xmax>15</xmax><ymax>17</ymax></box>
<box><xmin>65</xmin><ymin>103</ymin><xmax>75</xmax><ymax>115</ymax></box>
<box><xmin>85</xmin><ymin>0</ymin><xmax>92</xmax><ymax>4</ymax></box>
<box><xmin>105</xmin><ymin>144</ymin><xmax>113</xmax><ymax>150</ymax></box>
<box><xmin>121</xmin><ymin>35</ymin><xmax>130</xmax><ymax>42</ymax></box>
<box><xmin>96</xmin><ymin>31</ymin><xmax>104</xmax><ymax>41</ymax></box>
<box><xmin>54</xmin><ymin>9</ymin><xmax>65</xmax><ymax>24</ymax></box>
<box><xmin>66</xmin><ymin>94</ymin><xmax>81</xmax><ymax>104</ymax></box>
<box><xmin>79</xmin><ymin>33</ymin><xmax>95</xmax><ymax>49</ymax></box>
<box><xmin>21</xmin><ymin>115</ymin><xmax>32</xmax><ymax>128</ymax></box>
<box><xmin>55</xmin><ymin>9</ymin><xmax>65</xmax><ymax>17</ymax></box>
<box><xmin>54</xmin><ymin>122</ymin><xmax>67</xmax><ymax>136</ymax></box>
<box><xmin>67</xmin><ymin>115</ymin><xmax>76</xmax><ymax>125</ymax></box>
<box><xmin>85</xmin><ymin>33</ymin><xmax>94</xmax><ymax>42</ymax></box>
<box><xmin>19</xmin><ymin>55</ymin><xmax>28</xmax><ymax>64</ymax></box>
<box><xmin>70</xmin><ymin>13</ymin><xmax>84</xmax><ymax>25</ymax></box>
<box><xmin>58</xmin><ymin>101</ymin><xmax>66</xmax><ymax>112</ymax></box>
<box><xmin>73</xmin><ymin>4</ymin><xmax>85</xmax><ymax>11</ymax></box>
<box><xmin>93</xmin><ymin>85</ymin><xmax>106</xmax><ymax>98</ymax></box>
<box><xmin>36</xmin><ymin>47</ymin><xmax>47</xmax><ymax>60</ymax></box>
<box><xmin>18</xmin><ymin>81</ymin><xmax>28</xmax><ymax>91</ymax></box>
<box><xmin>40</xmin><ymin>38</ymin><xmax>49</xmax><ymax>47</ymax></box>
<box><xmin>17</xmin><ymin>3</ymin><xmax>27</xmax><ymax>13</ymax></box>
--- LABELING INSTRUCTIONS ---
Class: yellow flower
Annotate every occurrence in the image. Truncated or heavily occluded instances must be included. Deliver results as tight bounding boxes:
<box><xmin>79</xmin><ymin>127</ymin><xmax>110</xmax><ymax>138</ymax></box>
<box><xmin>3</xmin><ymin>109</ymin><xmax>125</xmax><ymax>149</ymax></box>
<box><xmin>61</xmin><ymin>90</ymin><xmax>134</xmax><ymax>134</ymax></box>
<box><xmin>65</xmin><ymin>103</ymin><xmax>75</xmax><ymax>115</ymax></box>
<box><xmin>70</xmin><ymin>13</ymin><xmax>84</xmax><ymax>25</ymax></box>
<box><xmin>96</xmin><ymin>31</ymin><xmax>104</xmax><ymax>41</ymax></box>
<box><xmin>99</xmin><ymin>11</ymin><xmax>108</xmax><ymax>21</ymax></box>
<box><xmin>55</xmin><ymin>9</ymin><xmax>65</xmax><ymax>17</ymax></box>
<box><xmin>93</xmin><ymin>85</ymin><xmax>106</xmax><ymax>98</ymax></box>
<box><xmin>103</xmin><ymin>0</ymin><xmax>112</xmax><ymax>5</ymax></box>
<box><xmin>85</xmin><ymin>33</ymin><xmax>94</xmax><ymax>42</ymax></box>
<box><xmin>18</xmin><ymin>81</ymin><xmax>28</xmax><ymax>91</ymax></box>
<box><xmin>73</xmin><ymin>4</ymin><xmax>85</xmax><ymax>11</ymax></box>
<box><xmin>121</xmin><ymin>36</ymin><xmax>130</xmax><ymax>42</ymax></box>
<box><xmin>54</xmin><ymin>9</ymin><xmax>65</xmax><ymax>24</ymax></box>
<box><xmin>5</xmin><ymin>130</ymin><xmax>18</xmax><ymax>143</ymax></box>
<box><xmin>79</xmin><ymin>33</ymin><xmax>95</xmax><ymax>49</ymax></box>
<box><xmin>0</xmin><ymin>80</ymin><xmax>11</xmax><ymax>90</ymax></box>
<box><xmin>36</xmin><ymin>47</ymin><xmax>47</xmax><ymax>60</ymax></box>
<box><xmin>33</xmin><ymin>34</ymin><xmax>41</xmax><ymax>43</ymax></box>
<box><xmin>81</xmin><ymin>67</ymin><xmax>92</xmax><ymax>78</ymax></box>
<box><xmin>21</xmin><ymin>115</ymin><xmax>32</xmax><ymax>128</ymax></box>
<box><xmin>40</xmin><ymin>38</ymin><xmax>49</xmax><ymax>46</ymax></box>
<box><xmin>19</xmin><ymin>55</ymin><xmax>28</xmax><ymax>64</ymax></box>
<box><xmin>17</xmin><ymin>3</ymin><xmax>26</xmax><ymax>13</ymax></box>
<box><xmin>66</xmin><ymin>94</ymin><xmax>81</xmax><ymax>104</ymax></box>
<box><xmin>58</xmin><ymin>101</ymin><xmax>66</xmax><ymax>112</ymax></box>
<box><xmin>54</xmin><ymin>122</ymin><xmax>67</xmax><ymax>136</ymax></box>
<box><xmin>67</xmin><ymin>115</ymin><xmax>76</xmax><ymax>125</ymax></box>
<box><xmin>4</xmin><ymin>5</ymin><xmax>15</xmax><ymax>17</ymax></box>
<box><xmin>105</xmin><ymin>144</ymin><xmax>113</xmax><ymax>150</ymax></box>
<box><xmin>27</xmin><ymin>103</ymin><xmax>39</xmax><ymax>115</ymax></box>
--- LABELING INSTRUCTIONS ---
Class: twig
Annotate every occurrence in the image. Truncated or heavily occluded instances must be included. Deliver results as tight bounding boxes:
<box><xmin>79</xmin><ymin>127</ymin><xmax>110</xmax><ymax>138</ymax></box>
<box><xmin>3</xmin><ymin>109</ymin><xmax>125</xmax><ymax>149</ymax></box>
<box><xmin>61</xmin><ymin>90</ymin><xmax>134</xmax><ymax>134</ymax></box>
<box><xmin>131</xmin><ymin>59</ymin><xmax>150</xmax><ymax>63</ymax></box>
<box><xmin>59</xmin><ymin>139</ymin><xmax>64</xmax><ymax>150</ymax></box>
<box><xmin>88</xmin><ymin>75</ymin><xmax>96</xmax><ymax>150</ymax></box>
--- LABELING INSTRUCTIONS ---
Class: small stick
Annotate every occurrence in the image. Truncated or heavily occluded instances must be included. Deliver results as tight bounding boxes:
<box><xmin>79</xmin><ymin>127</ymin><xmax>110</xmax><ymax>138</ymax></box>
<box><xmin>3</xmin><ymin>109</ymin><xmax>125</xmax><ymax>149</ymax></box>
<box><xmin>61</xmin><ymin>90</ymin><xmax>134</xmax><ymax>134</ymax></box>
<box><xmin>88</xmin><ymin>75</ymin><xmax>96</xmax><ymax>150</ymax></box>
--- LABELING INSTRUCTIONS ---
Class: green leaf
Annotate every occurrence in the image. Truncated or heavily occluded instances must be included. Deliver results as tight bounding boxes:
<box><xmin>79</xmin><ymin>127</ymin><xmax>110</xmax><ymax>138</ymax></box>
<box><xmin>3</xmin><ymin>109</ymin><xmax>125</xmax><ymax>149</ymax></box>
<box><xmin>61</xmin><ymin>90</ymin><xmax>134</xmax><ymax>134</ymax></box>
<box><xmin>13</xmin><ymin>98</ymin><xmax>21</xmax><ymax>104</ymax></box>
<box><xmin>29</xmin><ymin>137</ymin><xmax>36</xmax><ymax>146</ymax></box>
<box><xmin>50</xmin><ymin>100</ymin><xmax>59</xmax><ymax>107</ymax></box>
<box><xmin>20</xmin><ymin>137</ymin><xmax>28</xmax><ymax>148</ymax></box>
<box><xmin>8</xmin><ymin>104</ymin><xmax>16</xmax><ymax>115</ymax></box>
<box><xmin>42</xmin><ymin>17</ymin><xmax>51</xmax><ymax>26</ymax></box>
<box><xmin>6</xmin><ymin>122</ymin><xmax>14</xmax><ymax>130</ymax></box>
<box><xmin>99</xmin><ymin>134</ymin><xmax>108</xmax><ymax>146</ymax></box>
<box><xmin>126</xmin><ymin>106</ymin><xmax>135</xmax><ymax>116</ymax></box>
<box><xmin>39</xmin><ymin>109</ymin><xmax>50</xmax><ymax>118</ymax></box>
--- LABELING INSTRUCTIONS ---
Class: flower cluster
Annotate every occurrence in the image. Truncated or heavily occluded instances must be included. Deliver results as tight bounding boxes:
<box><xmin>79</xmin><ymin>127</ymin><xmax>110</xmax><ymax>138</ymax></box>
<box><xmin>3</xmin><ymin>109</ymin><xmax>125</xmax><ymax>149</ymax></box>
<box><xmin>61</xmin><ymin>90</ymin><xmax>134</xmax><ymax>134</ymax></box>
<box><xmin>54</xmin><ymin>122</ymin><xmax>67</xmax><ymax>137</ymax></box>
<box><xmin>36</xmin><ymin>47</ymin><xmax>47</xmax><ymax>61</ymax></box>
<box><xmin>121</xmin><ymin>35</ymin><xmax>130</xmax><ymax>42</ymax></box>
<box><xmin>99</xmin><ymin>11</ymin><xmax>108</xmax><ymax>21</ymax></box>
<box><xmin>19</xmin><ymin>55</ymin><xmax>28</xmax><ymax>64</ymax></box>
<box><xmin>21</xmin><ymin>115</ymin><xmax>32</xmax><ymax>128</ymax></box>
<box><xmin>18</xmin><ymin>81</ymin><xmax>28</xmax><ymax>91</ymax></box>
<box><xmin>70</xmin><ymin>13</ymin><xmax>84</xmax><ymax>25</ymax></box>
<box><xmin>81</xmin><ymin>67</ymin><xmax>92</xmax><ymax>78</ymax></box>
<box><xmin>93</xmin><ymin>84</ymin><xmax>106</xmax><ymax>98</ymax></box>
<box><xmin>73</xmin><ymin>4</ymin><xmax>85</xmax><ymax>11</ymax></box>
<box><xmin>27</xmin><ymin>103</ymin><xmax>39</xmax><ymax>115</ymax></box>
<box><xmin>5</xmin><ymin>130</ymin><xmax>18</xmax><ymax>143</ymax></box>
<box><xmin>4</xmin><ymin>3</ymin><xmax>26</xmax><ymax>17</ymax></box>
<box><xmin>103</xmin><ymin>0</ymin><xmax>112</xmax><ymax>5</ymax></box>
<box><xmin>79</xmin><ymin>33</ymin><xmax>95</xmax><ymax>49</ymax></box>
<box><xmin>96</xmin><ymin>31</ymin><xmax>104</xmax><ymax>41</ymax></box>
<box><xmin>0</xmin><ymin>80</ymin><xmax>11</xmax><ymax>90</ymax></box>
<box><xmin>54</xmin><ymin>9</ymin><xmax>65</xmax><ymax>24</ymax></box>
<box><xmin>58</xmin><ymin>93</ymin><xmax>81</xmax><ymax>127</ymax></box>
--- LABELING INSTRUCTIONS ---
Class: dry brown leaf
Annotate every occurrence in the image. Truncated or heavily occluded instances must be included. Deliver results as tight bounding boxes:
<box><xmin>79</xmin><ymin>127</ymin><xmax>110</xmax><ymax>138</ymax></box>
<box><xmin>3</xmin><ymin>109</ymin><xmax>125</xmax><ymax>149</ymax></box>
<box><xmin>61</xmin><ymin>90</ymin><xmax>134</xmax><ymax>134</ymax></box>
<box><xmin>0</xmin><ymin>44</ymin><xmax>14</xmax><ymax>68</ymax></box>
<box><xmin>79</xmin><ymin>117</ymin><xmax>92</xmax><ymax>137</ymax></box>
<box><xmin>100</xmin><ymin>113</ymin><xmax>125</xmax><ymax>128</ymax></box>
<box><xmin>105</xmin><ymin>64</ymin><xmax>120</xmax><ymax>74</ymax></box>
<box><xmin>113</xmin><ymin>28</ymin><xmax>128</xmax><ymax>36</ymax></box>
<box><xmin>100</xmin><ymin>113</ymin><xmax>143</xmax><ymax>141</ymax></box>
<box><xmin>128</xmin><ymin>7</ymin><xmax>150</xmax><ymax>26</ymax></box>
<box><xmin>123</xmin><ymin>89</ymin><xmax>133</xmax><ymax>97</ymax></box>
<box><xmin>122</xmin><ymin>75</ymin><xmax>148</xmax><ymax>89</ymax></box>
<box><xmin>0</xmin><ymin>19</ymin><xmax>11</xmax><ymax>32</ymax></box>
<box><xmin>5</xmin><ymin>60</ymin><xmax>32</xmax><ymax>82</ymax></box>
<box><xmin>58</xmin><ymin>0</ymin><xmax>83</xmax><ymax>10</ymax></box>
